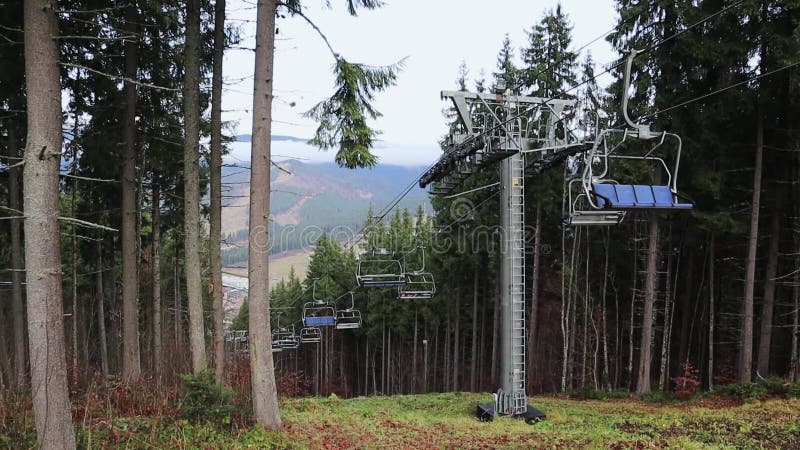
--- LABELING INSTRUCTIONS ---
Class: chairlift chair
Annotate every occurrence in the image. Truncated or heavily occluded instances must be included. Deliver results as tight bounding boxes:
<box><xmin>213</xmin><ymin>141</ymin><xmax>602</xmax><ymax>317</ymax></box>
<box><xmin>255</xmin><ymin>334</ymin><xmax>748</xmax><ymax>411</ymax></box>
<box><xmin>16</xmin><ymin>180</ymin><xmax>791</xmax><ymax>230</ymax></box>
<box><xmin>272</xmin><ymin>325</ymin><xmax>300</xmax><ymax>350</ymax></box>
<box><xmin>398</xmin><ymin>246</ymin><xmax>436</xmax><ymax>299</ymax></box>
<box><xmin>335</xmin><ymin>292</ymin><xmax>363</xmax><ymax>330</ymax></box>
<box><xmin>564</xmin><ymin>178</ymin><xmax>626</xmax><ymax>226</ymax></box>
<box><xmin>300</xmin><ymin>327</ymin><xmax>322</xmax><ymax>343</ymax></box>
<box><xmin>565</xmin><ymin>50</ymin><xmax>693</xmax><ymax>224</ymax></box>
<box><xmin>356</xmin><ymin>248</ymin><xmax>406</xmax><ymax>287</ymax></box>
<box><xmin>581</xmin><ymin>129</ymin><xmax>693</xmax><ymax>211</ymax></box>
<box><xmin>398</xmin><ymin>272</ymin><xmax>436</xmax><ymax>299</ymax></box>
<box><xmin>303</xmin><ymin>278</ymin><xmax>337</xmax><ymax>327</ymax></box>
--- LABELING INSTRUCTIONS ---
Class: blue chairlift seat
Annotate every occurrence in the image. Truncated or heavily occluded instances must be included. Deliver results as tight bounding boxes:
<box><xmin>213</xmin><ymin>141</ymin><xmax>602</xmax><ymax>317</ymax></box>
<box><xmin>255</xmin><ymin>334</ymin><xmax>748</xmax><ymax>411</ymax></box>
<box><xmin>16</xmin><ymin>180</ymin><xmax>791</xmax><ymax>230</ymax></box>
<box><xmin>591</xmin><ymin>183</ymin><xmax>692</xmax><ymax>210</ymax></box>
<box><xmin>304</xmin><ymin>315</ymin><xmax>337</xmax><ymax>327</ymax></box>
<box><xmin>303</xmin><ymin>286</ymin><xmax>337</xmax><ymax>327</ymax></box>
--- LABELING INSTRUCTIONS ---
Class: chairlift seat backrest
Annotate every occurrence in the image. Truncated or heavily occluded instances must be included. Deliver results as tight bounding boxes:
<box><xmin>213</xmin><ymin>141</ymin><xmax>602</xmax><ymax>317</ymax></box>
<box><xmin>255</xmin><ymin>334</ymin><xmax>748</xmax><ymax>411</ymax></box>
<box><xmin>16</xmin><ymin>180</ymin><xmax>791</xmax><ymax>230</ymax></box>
<box><xmin>592</xmin><ymin>183</ymin><xmax>692</xmax><ymax>210</ymax></box>
<box><xmin>398</xmin><ymin>271</ymin><xmax>436</xmax><ymax>299</ymax></box>
<box><xmin>335</xmin><ymin>309</ymin><xmax>362</xmax><ymax>330</ymax></box>
<box><xmin>564</xmin><ymin>210</ymin><xmax>625</xmax><ymax>226</ymax></box>
<box><xmin>300</xmin><ymin>327</ymin><xmax>321</xmax><ymax>343</ymax></box>
<box><xmin>304</xmin><ymin>316</ymin><xmax>336</xmax><ymax>327</ymax></box>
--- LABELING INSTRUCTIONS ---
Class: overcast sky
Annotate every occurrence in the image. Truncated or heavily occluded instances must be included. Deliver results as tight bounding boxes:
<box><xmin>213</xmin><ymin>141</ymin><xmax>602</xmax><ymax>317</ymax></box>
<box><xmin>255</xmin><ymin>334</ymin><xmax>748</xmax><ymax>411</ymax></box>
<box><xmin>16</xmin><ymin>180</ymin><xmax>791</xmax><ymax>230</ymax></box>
<box><xmin>223</xmin><ymin>0</ymin><xmax>618</xmax><ymax>166</ymax></box>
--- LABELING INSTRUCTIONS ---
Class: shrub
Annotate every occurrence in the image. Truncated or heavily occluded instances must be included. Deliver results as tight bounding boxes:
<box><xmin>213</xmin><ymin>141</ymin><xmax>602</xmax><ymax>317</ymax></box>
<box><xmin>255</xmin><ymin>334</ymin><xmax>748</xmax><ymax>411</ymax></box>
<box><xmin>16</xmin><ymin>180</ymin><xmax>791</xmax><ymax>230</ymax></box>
<box><xmin>760</xmin><ymin>377</ymin><xmax>789</xmax><ymax>396</ymax></box>
<box><xmin>569</xmin><ymin>388</ymin><xmax>631</xmax><ymax>400</ymax></box>
<box><xmin>787</xmin><ymin>382</ymin><xmax>800</xmax><ymax>399</ymax></box>
<box><xmin>240</xmin><ymin>425</ymin><xmax>292</xmax><ymax>449</ymax></box>
<box><xmin>673</xmin><ymin>361</ymin><xmax>701</xmax><ymax>400</ymax></box>
<box><xmin>179</xmin><ymin>369</ymin><xmax>234</xmax><ymax>426</ymax></box>
<box><xmin>716</xmin><ymin>382</ymin><xmax>768</xmax><ymax>402</ymax></box>
<box><xmin>639</xmin><ymin>390</ymin><xmax>676</xmax><ymax>403</ymax></box>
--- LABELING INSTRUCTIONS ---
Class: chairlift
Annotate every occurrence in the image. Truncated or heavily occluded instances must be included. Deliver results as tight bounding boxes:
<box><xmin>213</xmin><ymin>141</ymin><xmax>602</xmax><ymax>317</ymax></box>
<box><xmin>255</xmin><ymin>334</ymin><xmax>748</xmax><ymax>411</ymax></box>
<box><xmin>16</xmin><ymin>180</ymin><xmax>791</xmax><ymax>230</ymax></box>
<box><xmin>272</xmin><ymin>324</ymin><xmax>300</xmax><ymax>350</ymax></box>
<box><xmin>564</xmin><ymin>50</ymin><xmax>692</xmax><ymax>226</ymax></box>
<box><xmin>398</xmin><ymin>246</ymin><xmax>436</xmax><ymax>299</ymax></box>
<box><xmin>300</xmin><ymin>326</ymin><xmax>321</xmax><ymax>343</ymax></box>
<box><xmin>335</xmin><ymin>292</ymin><xmax>363</xmax><ymax>330</ymax></box>
<box><xmin>303</xmin><ymin>278</ymin><xmax>337</xmax><ymax>327</ymax></box>
<box><xmin>356</xmin><ymin>247</ymin><xmax>406</xmax><ymax>287</ymax></box>
<box><xmin>564</xmin><ymin>177</ymin><xmax>625</xmax><ymax>226</ymax></box>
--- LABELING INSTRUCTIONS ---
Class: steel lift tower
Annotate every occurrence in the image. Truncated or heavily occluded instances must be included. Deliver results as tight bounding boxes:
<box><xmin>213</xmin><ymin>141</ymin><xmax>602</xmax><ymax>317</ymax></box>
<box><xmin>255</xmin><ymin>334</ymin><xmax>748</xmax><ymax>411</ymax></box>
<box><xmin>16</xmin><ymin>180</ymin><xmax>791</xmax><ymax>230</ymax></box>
<box><xmin>420</xmin><ymin>83</ymin><xmax>589</xmax><ymax>423</ymax></box>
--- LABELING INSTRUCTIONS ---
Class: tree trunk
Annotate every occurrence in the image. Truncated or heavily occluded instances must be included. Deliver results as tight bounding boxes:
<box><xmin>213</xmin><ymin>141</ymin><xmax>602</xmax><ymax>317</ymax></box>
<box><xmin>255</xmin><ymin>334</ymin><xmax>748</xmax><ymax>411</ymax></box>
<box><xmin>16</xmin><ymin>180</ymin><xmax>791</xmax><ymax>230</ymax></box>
<box><xmin>121</xmin><ymin>1</ymin><xmax>141</xmax><ymax>381</ymax></box>
<box><xmin>248</xmin><ymin>0</ymin><xmax>281</xmax><ymax>429</ymax></box>
<box><xmin>210</xmin><ymin>0</ymin><xmax>226</xmax><ymax>386</ymax></box>
<box><xmin>0</xmin><ymin>306</ymin><xmax>9</xmax><ymax>391</ymax></box>
<box><xmin>601</xmin><ymin>230</ymin><xmax>611</xmax><ymax>390</ymax></box>
<box><xmin>582</xmin><ymin>229</ymin><xmax>590</xmax><ymax>388</ymax></box>
<box><xmin>740</xmin><ymin>118</ymin><xmax>763</xmax><ymax>383</ymax></box>
<box><xmin>7</xmin><ymin>128</ymin><xmax>26</xmax><ymax>387</ymax></box>
<box><xmin>528</xmin><ymin>206</ymin><xmax>541</xmax><ymax>387</ymax></box>
<box><xmin>23</xmin><ymin>1</ymin><xmax>76</xmax><ymax>447</ymax></box>
<box><xmin>627</xmin><ymin>231</ymin><xmax>638</xmax><ymax>389</ymax></box>
<box><xmin>560</xmin><ymin>227</ymin><xmax>568</xmax><ymax>391</ymax></box>
<box><xmin>470</xmin><ymin>266</ymin><xmax>479</xmax><ymax>392</ymax></box>
<box><xmin>792</xmin><ymin>162</ymin><xmax>800</xmax><ymax>381</ymax></box>
<box><xmin>184</xmin><ymin>0</ymin><xmax>207</xmax><ymax>373</ymax></box>
<box><xmin>636</xmin><ymin>212</ymin><xmax>658</xmax><ymax>395</ymax></box>
<box><xmin>757</xmin><ymin>205</ymin><xmax>780</xmax><ymax>376</ymax></box>
<box><xmin>563</xmin><ymin>226</ymin><xmax>580</xmax><ymax>391</ymax></box>
<box><xmin>491</xmin><ymin>278</ymin><xmax>500</xmax><ymax>385</ymax></box>
<box><xmin>152</xmin><ymin>180</ymin><xmax>162</xmax><ymax>378</ymax></box>
<box><xmin>413</xmin><ymin>310</ymin><xmax>418</xmax><ymax>393</ymax></box>
<box><xmin>453</xmin><ymin>286</ymin><xmax>460</xmax><ymax>391</ymax></box>
<box><xmin>174</xmin><ymin>252</ymin><xmax>183</xmax><ymax>361</ymax></box>
<box><xmin>658</xmin><ymin>238</ymin><xmax>674</xmax><ymax>391</ymax></box>
<box><xmin>95</xmin><ymin>240</ymin><xmax>109</xmax><ymax>378</ymax></box>
<box><xmin>678</xmin><ymin>245</ymin><xmax>695</xmax><ymax>365</ymax></box>
<box><xmin>71</xmin><ymin>178</ymin><xmax>78</xmax><ymax>371</ymax></box>
<box><xmin>791</xmin><ymin>233</ymin><xmax>799</xmax><ymax>381</ymax></box>
<box><xmin>708</xmin><ymin>234</ymin><xmax>715</xmax><ymax>389</ymax></box>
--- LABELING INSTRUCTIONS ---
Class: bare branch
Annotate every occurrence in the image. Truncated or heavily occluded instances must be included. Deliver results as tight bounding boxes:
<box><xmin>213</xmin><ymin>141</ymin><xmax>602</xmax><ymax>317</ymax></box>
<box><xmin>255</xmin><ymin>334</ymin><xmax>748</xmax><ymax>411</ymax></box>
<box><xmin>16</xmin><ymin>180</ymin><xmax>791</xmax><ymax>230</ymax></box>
<box><xmin>58</xmin><ymin>216</ymin><xmax>118</xmax><ymax>232</ymax></box>
<box><xmin>271</xmin><ymin>160</ymin><xmax>292</xmax><ymax>175</ymax></box>
<box><xmin>60</xmin><ymin>62</ymin><xmax>180</xmax><ymax>91</ymax></box>
<box><xmin>277</xmin><ymin>1</ymin><xmax>339</xmax><ymax>59</ymax></box>
<box><xmin>60</xmin><ymin>173</ymin><xmax>119</xmax><ymax>183</ymax></box>
<box><xmin>0</xmin><ymin>161</ymin><xmax>24</xmax><ymax>172</ymax></box>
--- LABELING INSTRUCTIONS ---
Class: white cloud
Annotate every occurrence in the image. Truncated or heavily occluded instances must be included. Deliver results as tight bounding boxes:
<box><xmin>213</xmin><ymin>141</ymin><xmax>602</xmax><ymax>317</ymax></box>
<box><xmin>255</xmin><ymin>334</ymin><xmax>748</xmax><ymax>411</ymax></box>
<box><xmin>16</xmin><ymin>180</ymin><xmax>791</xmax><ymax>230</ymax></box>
<box><xmin>223</xmin><ymin>0</ymin><xmax>617</xmax><ymax>165</ymax></box>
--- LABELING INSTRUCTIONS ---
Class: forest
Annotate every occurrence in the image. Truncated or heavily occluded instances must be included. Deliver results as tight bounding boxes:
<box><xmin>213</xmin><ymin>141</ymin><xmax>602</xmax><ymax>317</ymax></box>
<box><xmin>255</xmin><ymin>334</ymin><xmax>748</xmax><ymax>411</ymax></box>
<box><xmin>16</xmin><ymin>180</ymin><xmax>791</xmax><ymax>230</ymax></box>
<box><xmin>1</xmin><ymin>0</ymin><xmax>800</xmax><ymax>448</ymax></box>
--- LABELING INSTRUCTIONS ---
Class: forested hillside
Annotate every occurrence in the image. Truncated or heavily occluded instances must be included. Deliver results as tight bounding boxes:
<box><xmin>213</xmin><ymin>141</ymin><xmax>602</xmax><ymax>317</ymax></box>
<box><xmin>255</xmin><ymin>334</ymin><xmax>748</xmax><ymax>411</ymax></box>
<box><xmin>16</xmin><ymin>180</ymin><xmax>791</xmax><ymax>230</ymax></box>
<box><xmin>219</xmin><ymin>159</ymin><xmax>428</xmax><ymax>266</ymax></box>
<box><xmin>1</xmin><ymin>0</ymin><xmax>799</xmax><ymax>448</ymax></box>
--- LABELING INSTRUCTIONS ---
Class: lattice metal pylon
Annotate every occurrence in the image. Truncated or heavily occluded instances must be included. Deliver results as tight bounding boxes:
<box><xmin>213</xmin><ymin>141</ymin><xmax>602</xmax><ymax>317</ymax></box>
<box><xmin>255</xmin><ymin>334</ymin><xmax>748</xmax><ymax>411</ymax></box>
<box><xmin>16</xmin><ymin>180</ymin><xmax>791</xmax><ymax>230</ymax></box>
<box><xmin>420</xmin><ymin>85</ymin><xmax>581</xmax><ymax>421</ymax></box>
<box><xmin>501</xmin><ymin>151</ymin><xmax>528</xmax><ymax>415</ymax></box>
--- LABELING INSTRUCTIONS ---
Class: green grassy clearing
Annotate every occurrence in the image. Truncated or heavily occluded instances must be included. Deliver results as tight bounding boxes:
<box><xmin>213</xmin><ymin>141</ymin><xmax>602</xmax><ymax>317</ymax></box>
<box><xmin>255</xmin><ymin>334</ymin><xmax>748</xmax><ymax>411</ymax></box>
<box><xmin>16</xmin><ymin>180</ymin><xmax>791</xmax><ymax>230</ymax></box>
<box><xmin>5</xmin><ymin>392</ymin><xmax>798</xmax><ymax>449</ymax></box>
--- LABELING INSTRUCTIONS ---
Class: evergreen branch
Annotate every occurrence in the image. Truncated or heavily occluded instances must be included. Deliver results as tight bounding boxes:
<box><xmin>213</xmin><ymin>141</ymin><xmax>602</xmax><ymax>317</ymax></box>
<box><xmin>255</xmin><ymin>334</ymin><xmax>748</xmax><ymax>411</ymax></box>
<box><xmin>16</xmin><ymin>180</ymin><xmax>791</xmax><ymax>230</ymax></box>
<box><xmin>59</xmin><ymin>62</ymin><xmax>180</xmax><ymax>91</ymax></box>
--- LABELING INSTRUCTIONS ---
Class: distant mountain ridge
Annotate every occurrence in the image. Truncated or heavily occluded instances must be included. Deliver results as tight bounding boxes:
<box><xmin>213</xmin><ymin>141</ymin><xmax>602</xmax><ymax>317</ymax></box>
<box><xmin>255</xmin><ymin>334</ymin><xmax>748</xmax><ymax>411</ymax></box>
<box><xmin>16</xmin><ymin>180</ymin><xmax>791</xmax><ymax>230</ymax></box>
<box><xmin>234</xmin><ymin>134</ymin><xmax>307</xmax><ymax>143</ymax></box>
<box><xmin>221</xmin><ymin>159</ymin><xmax>430</xmax><ymax>265</ymax></box>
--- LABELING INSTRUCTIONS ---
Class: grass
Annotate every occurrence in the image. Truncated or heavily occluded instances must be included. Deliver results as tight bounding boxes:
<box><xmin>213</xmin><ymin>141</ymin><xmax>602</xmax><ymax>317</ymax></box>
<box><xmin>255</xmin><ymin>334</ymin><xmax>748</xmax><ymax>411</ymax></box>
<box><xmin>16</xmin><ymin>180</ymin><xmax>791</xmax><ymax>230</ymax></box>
<box><xmin>5</xmin><ymin>391</ymin><xmax>800</xmax><ymax>449</ymax></box>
